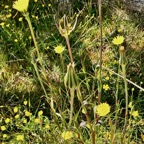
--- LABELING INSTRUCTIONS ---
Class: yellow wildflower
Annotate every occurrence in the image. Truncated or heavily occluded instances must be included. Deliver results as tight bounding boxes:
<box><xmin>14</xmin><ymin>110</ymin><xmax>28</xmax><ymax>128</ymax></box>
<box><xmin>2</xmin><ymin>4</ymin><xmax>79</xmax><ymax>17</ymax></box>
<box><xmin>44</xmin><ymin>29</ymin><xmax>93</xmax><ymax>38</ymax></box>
<box><xmin>38</xmin><ymin>110</ymin><xmax>43</xmax><ymax>116</ymax></box>
<box><xmin>131</xmin><ymin>111</ymin><xmax>139</xmax><ymax>118</ymax></box>
<box><xmin>103</xmin><ymin>84</ymin><xmax>109</xmax><ymax>91</ymax></box>
<box><xmin>34</xmin><ymin>0</ymin><xmax>38</xmax><ymax>2</ymax></box>
<box><xmin>23</xmin><ymin>119</ymin><xmax>27</xmax><ymax>123</ymax></box>
<box><xmin>16</xmin><ymin>134</ymin><xmax>24</xmax><ymax>141</ymax></box>
<box><xmin>25</xmin><ymin>110</ymin><xmax>31</xmax><ymax>117</ymax></box>
<box><xmin>1</xmin><ymin>126</ymin><xmax>6</xmax><ymax>131</ymax></box>
<box><xmin>54</xmin><ymin>45</ymin><xmax>65</xmax><ymax>54</ymax></box>
<box><xmin>5</xmin><ymin>118</ymin><xmax>10</xmax><ymax>123</ymax></box>
<box><xmin>45</xmin><ymin>124</ymin><xmax>50</xmax><ymax>129</ymax></box>
<box><xmin>34</xmin><ymin>118</ymin><xmax>40</xmax><ymax>124</ymax></box>
<box><xmin>19</xmin><ymin>17</ymin><xmax>23</xmax><ymax>21</ymax></box>
<box><xmin>6</xmin><ymin>14</ymin><xmax>12</xmax><ymax>18</ymax></box>
<box><xmin>62</xmin><ymin>131</ymin><xmax>73</xmax><ymax>140</ymax></box>
<box><xmin>112</xmin><ymin>36</ymin><xmax>124</xmax><ymax>45</ymax></box>
<box><xmin>3</xmin><ymin>134</ymin><xmax>7</xmax><ymax>138</ymax></box>
<box><xmin>48</xmin><ymin>4</ymin><xmax>51</xmax><ymax>7</ymax></box>
<box><xmin>15</xmin><ymin>114</ymin><xmax>20</xmax><ymax>119</ymax></box>
<box><xmin>4</xmin><ymin>5</ymin><xmax>9</xmax><ymax>9</ymax></box>
<box><xmin>23</xmin><ymin>100</ymin><xmax>27</xmax><ymax>105</ymax></box>
<box><xmin>13</xmin><ymin>0</ymin><xmax>29</xmax><ymax>12</ymax></box>
<box><xmin>14</xmin><ymin>107</ymin><xmax>18</xmax><ymax>113</ymax></box>
<box><xmin>0</xmin><ymin>22</ymin><xmax>5</xmax><ymax>26</ymax></box>
<box><xmin>128</xmin><ymin>102</ymin><xmax>133</xmax><ymax>108</ymax></box>
<box><xmin>96</xmin><ymin>103</ymin><xmax>110</xmax><ymax>116</ymax></box>
<box><xmin>105</xmin><ymin>76</ymin><xmax>109</xmax><ymax>81</ymax></box>
<box><xmin>14</xmin><ymin>39</ymin><xmax>18</xmax><ymax>42</ymax></box>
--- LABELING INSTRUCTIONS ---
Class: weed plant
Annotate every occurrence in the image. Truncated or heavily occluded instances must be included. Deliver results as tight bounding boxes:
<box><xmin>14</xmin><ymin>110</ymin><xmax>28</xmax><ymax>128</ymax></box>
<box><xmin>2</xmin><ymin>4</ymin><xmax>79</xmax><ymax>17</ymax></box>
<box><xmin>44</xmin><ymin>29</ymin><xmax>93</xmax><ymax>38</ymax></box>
<box><xmin>0</xmin><ymin>0</ymin><xmax>144</xmax><ymax>144</ymax></box>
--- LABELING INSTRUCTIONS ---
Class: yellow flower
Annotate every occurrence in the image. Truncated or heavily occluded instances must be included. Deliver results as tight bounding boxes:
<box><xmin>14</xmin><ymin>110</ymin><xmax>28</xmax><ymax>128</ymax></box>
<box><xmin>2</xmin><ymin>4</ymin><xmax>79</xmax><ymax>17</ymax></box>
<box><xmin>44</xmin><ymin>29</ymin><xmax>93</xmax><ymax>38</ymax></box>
<box><xmin>128</xmin><ymin>102</ymin><xmax>133</xmax><ymax>108</ymax></box>
<box><xmin>103</xmin><ymin>84</ymin><xmax>109</xmax><ymax>91</ymax></box>
<box><xmin>34</xmin><ymin>118</ymin><xmax>40</xmax><ymax>124</ymax></box>
<box><xmin>34</xmin><ymin>0</ymin><xmax>38</xmax><ymax>2</ymax></box>
<box><xmin>16</xmin><ymin>134</ymin><xmax>24</xmax><ymax>141</ymax></box>
<box><xmin>14</xmin><ymin>107</ymin><xmax>18</xmax><ymax>113</ymax></box>
<box><xmin>131</xmin><ymin>111</ymin><xmax>139</xmax><ymax>118</ymax></box>
<box><xmin>5</xmin><ymin>118</ymin><xmax>10</xmax><ymax>123</ymax></box>
<box><xmin>25</xmin><ymin>110</ymin><xmax>32</xmax><ymax>117</ymax></box>
<box><xmin>62</xmin><ymin>131</ymin><xmax>73</xmax><ymax>140</ymax></box>
<box><xmin>38</xmin><ymin>110</ymin><xmax>43</xmax><ymax>116</ymax></box>
<box><xmin>15</xmin><ymin>114</ymin><xmax>20</xmax><ymax>119</ymax></box>
<box><xmin>14</xmin><ymin>39</ymin><xmax>18</xmax><ymax>42</ymax></box>
<box><xmin>45</xmin><ymin>124</ymin><xmax>50</xmax><ymax>129</ymax></box>
<box><xmin>23</xmin><ymin>100</ymin><xmax>27</xmax><ymax>105</ymax></box>
<box><xmin>6</xmin><ymin>14</ymin><xmax>12</xmax><ymax>18</ymax></box>
<box><xmin>48</xmin><ymin>4</ymin><xmax>51</xmax><ymax>7</ymax></box>
<box><xmin>1</xmin><ymin>126</ymin><xmax>6</xmax><ymax>131</ymax></box>
<box><xmin>4</xmin><ymin>5</ymin><xmax>9</xmax><ymax>9</ymax></box>
<box><xmin>19</xmin><ymin>17</ymin><xmax>23</xmax><ymax>21</ymax></box>
<box><xmin>3</xmin><ymin>134</ymin><xmax>7</xmax><ymax>138</ymax></box>
<box><xmin>13</xmin><ymin>0</ymin><xmax>29</xmax><ymax>12</ymax></box>
<box><xmin>105</xmin><ymin>76</ymin><xmax>109</xmax><ymax>81</ymax></box>
<box><xmin>54</xmin><ymin>45</ymin><xmax>65</xmax><ymax>54</ymax></box>
<box><xmin>0</xmin><ymin>22</ymin><xmax>5</xmax><ymax>26</ymax></box>
<box><xmin>96</xmin><ymin>103</ymin><xmax>110</xmax><ymax>116</ymax></box>
<box><xmin>23</xmin><ymin>119</ymin><xmax>27</xmax><ymax>123</ymax></box>
<box><xmin>112</xmin><ymin>36</ymin><xmax>124</xmax><ymax>45</ymax></box>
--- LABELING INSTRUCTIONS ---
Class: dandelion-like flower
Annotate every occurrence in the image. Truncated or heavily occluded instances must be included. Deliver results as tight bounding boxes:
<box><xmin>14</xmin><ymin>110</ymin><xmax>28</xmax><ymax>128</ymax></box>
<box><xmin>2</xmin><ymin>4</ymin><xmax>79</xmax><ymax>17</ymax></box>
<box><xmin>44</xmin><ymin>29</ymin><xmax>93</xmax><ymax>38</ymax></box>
<box><xmin>1</xmin><ymin>126</ymin><xmax>6</xmax><ymax>131</ymax></box>
<box><xmin>112</xmin><ymin>36</ymin><xmax>124</xmax><ymax>45</ymax></box>
<box><xmin>16</xmin><ymin>135</ymin><xmax>24</xmax><ymax>141</ymax></box>
<box><xmin>14</xmin><ymin>107</ymin><xmax>18</xmax><ymax>113</ymax></box>
<box><xmin>34</xmin><ymin>118</ymin><xmax>40</xmax><ymax>124</ymax></box>
<box><xmin>5</xmin><ymin>118</ymin><xmax>10</xmax><ymax>123</ymax></box>
<box><xmin>62</xmin><ymin>131</ymin><xmax>73</xmax><ymax>140</ymax></box>
<box><xmin>131</xmin><ymin>110</ymin><xmax>139</xmax><ymax>118</ymax></box>
<box><xmin>38</xmin><ymin>110</ymin><xmax>43</xmax><ymax>116</ymax></box>
<box><xmin>3</xmin><ymin>134</ymin><xmax>7</xmax><ymax>138</ymax></box>
<box><xmin>103</xmin><ymin>84</ymin><xmax>109</xmax><ymax>91</ymax></box>
<box><xmin>128</xmin><ymin>102</ymin><xmax>133</xmax><ymax>108</ymax></box>
<box><xmin>96</xmin><ymin>103</ymin><xmax>110</xmax><ymax>116</ymax></box>
<box><xmin>54</xmin><ymin>45</ymin><xmax>65</xmax><ymax>54</ymax></box>
<box><xmin>13</xmin><ymin>0</ymin><xmax>29</xmax><ymax>12</ymax></box>
<box><xmin>25</xmin><ymin>110</ymin><xmax>31</xmax><ymax>117</ymax></box>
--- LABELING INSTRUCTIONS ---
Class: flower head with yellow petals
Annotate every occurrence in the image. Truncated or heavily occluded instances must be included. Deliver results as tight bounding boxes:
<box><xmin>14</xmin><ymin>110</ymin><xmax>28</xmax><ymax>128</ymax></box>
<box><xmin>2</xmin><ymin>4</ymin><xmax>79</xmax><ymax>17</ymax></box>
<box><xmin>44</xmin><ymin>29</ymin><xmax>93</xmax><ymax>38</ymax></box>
<box><xmin>112</xmin><ymin>36</ymin><xmax>124</xmax><ymax>45</ymax></box>
<box><xmin>96</xmin><ymin>103</ymin><xmax>110</xmax><ymax>116</ymax></box>
<box><xmin>13</xmin><ymin>0</ymin><xmax>29</xmax><ymax>12</ymax></box>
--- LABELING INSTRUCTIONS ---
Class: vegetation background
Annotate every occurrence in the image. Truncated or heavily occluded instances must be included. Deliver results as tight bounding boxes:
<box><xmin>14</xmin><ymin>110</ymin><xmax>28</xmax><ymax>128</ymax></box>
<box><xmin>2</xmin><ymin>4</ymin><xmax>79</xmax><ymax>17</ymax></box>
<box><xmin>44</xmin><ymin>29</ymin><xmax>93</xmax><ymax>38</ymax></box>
<box><xmin>0</xmin><ymin>0</ymin><xmax>144</xmax><ymax>143</ymax></box>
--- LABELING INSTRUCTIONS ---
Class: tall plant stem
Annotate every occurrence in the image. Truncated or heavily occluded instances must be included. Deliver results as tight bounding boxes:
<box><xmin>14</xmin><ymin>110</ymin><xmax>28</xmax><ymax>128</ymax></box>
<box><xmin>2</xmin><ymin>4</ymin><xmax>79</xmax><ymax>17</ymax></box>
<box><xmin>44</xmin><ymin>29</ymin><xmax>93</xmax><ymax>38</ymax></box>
<box><xmin>65</xmin><ymin>36</ymin><xmax>74</xmax><ymax>64</ymax></box>
<box><xmin>24</xmin><ymin>13</ymin><xmax>47</xmax><ymax>81</ymax></box>
<box><xmin>98</xmin><ymin>0</ymin><xmax>103</xmax><ymax>104</ymax></box>
<box><xmin>77</xmin><ymin>88</ymin><xmax>95</xmax><ymax>144</ymax></box>
<box><xmin>69</xmin><ymin>88</ymin><xmax>75</xmax><ymax>127</ymax></box>
<box><xmin>122</xmin><ymin>64</ymin><xmax>128</xmax><ymax>130</ymax></box>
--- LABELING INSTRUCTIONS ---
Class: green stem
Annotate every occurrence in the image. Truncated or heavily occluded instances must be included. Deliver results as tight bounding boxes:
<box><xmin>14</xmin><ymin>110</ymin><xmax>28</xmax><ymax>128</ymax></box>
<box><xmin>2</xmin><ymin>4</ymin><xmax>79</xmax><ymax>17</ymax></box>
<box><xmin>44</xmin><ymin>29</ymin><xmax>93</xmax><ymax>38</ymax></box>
<box><xmin>24</xmin><ymin>13</ymin><xmax>47</xmax><ymax>81</ymax></box>
<box><xmin>77</xmin><ymin>88</ymin><xmax>95</xmax><ymax>144</ymax></box>
<box><xmin>69</xmin><ymin>88</ymin><xmax>75</xmax><ymax>127</ymax></box>
<box><xmin>65</xmin><ymin>36</ymin><xmax>74</xmax><ymax>64</ymax></box>
<box><xmin>122</xmin><ymin>64</ymin><xmax>128</xmax><ymax>130</ymax></box>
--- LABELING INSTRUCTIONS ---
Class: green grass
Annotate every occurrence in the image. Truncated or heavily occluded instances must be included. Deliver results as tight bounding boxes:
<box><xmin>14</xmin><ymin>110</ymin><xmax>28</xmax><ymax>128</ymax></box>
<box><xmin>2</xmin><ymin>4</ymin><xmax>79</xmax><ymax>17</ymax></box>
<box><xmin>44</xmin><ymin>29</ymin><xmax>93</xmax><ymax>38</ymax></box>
<box><xmin>0</xmin><ymin>0</ymin><xmax>144</xmax><ymax>143</ymax></box>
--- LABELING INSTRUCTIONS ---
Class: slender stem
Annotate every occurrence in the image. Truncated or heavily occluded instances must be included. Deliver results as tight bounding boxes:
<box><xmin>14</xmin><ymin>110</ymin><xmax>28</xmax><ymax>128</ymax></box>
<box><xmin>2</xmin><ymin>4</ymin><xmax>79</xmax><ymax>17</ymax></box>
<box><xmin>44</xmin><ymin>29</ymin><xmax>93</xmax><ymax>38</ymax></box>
<box><xmin>69</xmin><ymin>88</ymin><xmax>75</xmax><ymax>127</ymax></box>
<box><xmin>122</xmin><ymin>64</ymin><xmax>128</xmax><ymax>130</ymax></box>
<box><xmin>115</xmin><ymin>60</ymin><xmax>121</xmax><ymax>129</ymax></box>
<box><xmin>77</xmin><ymin>87</ymin><xmax>95</xmax><ymax>144</ymax></box>
<box><xmin>97</xmin><ymin>0</ymin><xmax>103</xmax><ymax>104</ymax></box>
<box><xmin>102</xmin><ymin>66</ymin><xmax>144</xmax><ymax>91</ymax></box>
<box><xmin>65</xmin><ymin>36</ymin><xmax>74</xmax><ymax>64</ymax></box>
<box><xmin>24</xmin><ymin>13</ymin><xmax>47</xmax><ymax>81</ymax></box>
